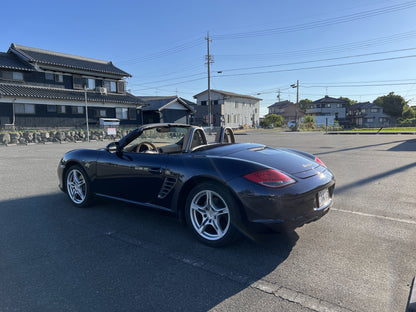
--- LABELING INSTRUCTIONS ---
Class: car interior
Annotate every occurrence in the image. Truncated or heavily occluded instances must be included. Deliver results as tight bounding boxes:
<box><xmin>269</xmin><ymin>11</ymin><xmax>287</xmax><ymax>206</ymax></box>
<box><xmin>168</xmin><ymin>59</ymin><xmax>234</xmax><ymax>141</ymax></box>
<box><xmin>124</xmin><ymin>126</ymin><xmax>235</xmax><ymax>155</ymax></box>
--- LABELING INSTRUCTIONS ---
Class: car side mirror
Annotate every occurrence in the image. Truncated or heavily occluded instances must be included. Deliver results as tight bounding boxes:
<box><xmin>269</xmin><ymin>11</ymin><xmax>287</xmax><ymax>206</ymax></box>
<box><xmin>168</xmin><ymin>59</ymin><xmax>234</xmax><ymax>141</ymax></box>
<box><xmin>106</xmin><ymin>142</ymin><xmax>119</xmax><ymax>153</ymax></box>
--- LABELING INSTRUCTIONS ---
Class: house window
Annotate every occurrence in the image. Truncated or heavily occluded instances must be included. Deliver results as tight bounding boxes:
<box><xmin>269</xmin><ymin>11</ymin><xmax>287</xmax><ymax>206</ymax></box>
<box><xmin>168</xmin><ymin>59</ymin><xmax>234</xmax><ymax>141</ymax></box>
<box><xmin>104</xmin><ymin>81</ymin><xmax>117</xmax><ymax>92</ymax></box>
<box><xmin>366</xmin><ymin>118</ymin><xmax>374</xmax><ymax>123</ymax></box>
<box><xmin>116</xmin><ymin>108</ymin><xmax>128</xmax><ymax>119</ymax></box>
<box><xmin>213</xmin><ymin>100</ymin><xmax>218</xmax><ymax>105</ymax></box>
<box><xmin>2</xmin><ymin>71</ymin><xmax>23</xmax><ymax>80</ymax></box>
<box><xmin>117</xmin><ymin>80</ymin><xmax>126</xmax><ymax>93</ymax></box>
<box><xmin>45</xmin><ymin>72</ymin><xmax>54</xmax><ymax>80</ymax></box>
<box><xmin>15</xmin><ymin>104</ymin><xmax>35</xmax><ymax>114</ymax></box>
<box><xmin>370</xmin><ymin>108</ymin><xmax>379</xmax><ymax>113</ymax></box>
<box><xmin>13</xmin><ymin>72</ymin><xmax>23</xmax><ymax>80</ymax></box>
<box><xmin>73</xmin><ymin>75</ymin><xmax>84</xmax><ymax>89</ymax></box>
<box><xmin>326</xmin><ymin>104</ymin><xmax>331</xmax><ymax>108</ymax></box>
<box><xmin>200</xmin><ymin>101</ymin><xmax>207</xmax><ymax>106</ymax></box>
<box><xmin>57</xmin><ymin>106</ymin><xmax>66</xmax><ymax>114</ymax></box>
<box><xmin>55</xmin><ymin>74</ymin><xmax>63</xmax><ymax>83</ymax></box>
<box><xmin>72</xmin><ymin>106</ymin><xmax>84</xmax><ymax>114</ymax></box>
<box><xmin>235</xmin><ymin>102</ymin><xmax>239</xmax><ymax>109</ymax></box>
<box><xmin>87</xmin><ymin>78</ymin><xmax>95</xmax><ymax>90</ymax></box>
<box><xmin>99</xmin><ymin>109</ymin><xmax>107</xmax><ymax>117</ymax></box>
<box><xmin>129</xmin><ymin>108</ymin><xmax>136</xmax><ymax>120</ymax></box>
<box><xmin>337</xmin><ymin>104</ymin><xmax>345</xmax><ymax>108</ymax></box>
<box><xmin>47</xmin><ymin>105</ymin><xmax>57</xmax><ymax>113</ymax></box>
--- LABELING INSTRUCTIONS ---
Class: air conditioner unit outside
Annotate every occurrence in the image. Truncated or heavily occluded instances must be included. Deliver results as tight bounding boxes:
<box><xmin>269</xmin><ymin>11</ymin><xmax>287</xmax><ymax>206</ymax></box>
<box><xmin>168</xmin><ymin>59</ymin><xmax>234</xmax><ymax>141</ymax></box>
<box><xmin>97</xmin><ymin>87</ymin><xmax>107</xmax><ymax>95</ymax></box>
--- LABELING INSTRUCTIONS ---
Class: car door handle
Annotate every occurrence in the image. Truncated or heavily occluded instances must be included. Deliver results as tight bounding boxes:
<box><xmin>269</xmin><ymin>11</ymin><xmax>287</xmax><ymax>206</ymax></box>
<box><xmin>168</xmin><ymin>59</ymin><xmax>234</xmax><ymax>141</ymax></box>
<box><xmin>148</xmin><ymin>167</ymin><xmax>162</xmax><ymax>174</ymax></box>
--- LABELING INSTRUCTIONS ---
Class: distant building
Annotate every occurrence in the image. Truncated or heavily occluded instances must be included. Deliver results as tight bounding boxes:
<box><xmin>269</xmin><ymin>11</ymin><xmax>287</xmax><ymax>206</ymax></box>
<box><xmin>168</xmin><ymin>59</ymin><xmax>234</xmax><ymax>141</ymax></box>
<box><xmin>306</xmin><ymin>96</ymin><xmax>348</xmax><ymax>126</ymax></box>
<box><xmin>193</xmin><ymin>89</ymin><xmax>261</xmax><ymax>128</ymax></box>
<box><xmin>267</xmin><ymin>100</ymin><xmax>304</xmax><ymax>124</ymax></box>
<box><xmin>348</xmin><ymin>102</ymin><xmax>390</xmax><ymax>128</ymax></box>
<box><xmin>0</xmin><ymin>43</ymin><xmax>142</xmax><ymax>129</ymax></box>
<box><xmin>138</xmin><ymin>96</ymin><xmax>195</xmax><ymax>124</ymax></box>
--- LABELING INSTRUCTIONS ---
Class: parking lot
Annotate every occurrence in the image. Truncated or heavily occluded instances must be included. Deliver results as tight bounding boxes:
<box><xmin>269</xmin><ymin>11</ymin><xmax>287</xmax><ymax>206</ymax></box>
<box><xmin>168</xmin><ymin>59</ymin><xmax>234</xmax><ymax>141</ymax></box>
<box><xmin>0</xmin><ymin>132</ymin><xmax>415</xmax><ymax>312</ymax></box>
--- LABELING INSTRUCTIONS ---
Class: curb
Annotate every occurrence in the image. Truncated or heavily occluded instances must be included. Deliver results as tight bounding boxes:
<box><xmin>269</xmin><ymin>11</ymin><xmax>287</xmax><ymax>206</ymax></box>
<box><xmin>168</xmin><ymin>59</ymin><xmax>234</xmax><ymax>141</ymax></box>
<box><xmin>407</xmin><ymin>276</ymin><xmax>416</xmax><ymax>312</ymax></box>
<box><xmin>326</xmin><ymin>131</ymin><xmax>416</xmax><ymax>135</ymax></box>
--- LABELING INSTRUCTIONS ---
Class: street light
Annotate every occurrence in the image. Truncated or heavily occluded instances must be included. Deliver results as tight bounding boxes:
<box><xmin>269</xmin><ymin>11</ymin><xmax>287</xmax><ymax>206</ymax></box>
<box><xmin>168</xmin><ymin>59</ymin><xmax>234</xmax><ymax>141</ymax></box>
<box><xmin>291</xmin><ymin>80</ymin><xmax>299</xmax><ymax>129</ymax></box>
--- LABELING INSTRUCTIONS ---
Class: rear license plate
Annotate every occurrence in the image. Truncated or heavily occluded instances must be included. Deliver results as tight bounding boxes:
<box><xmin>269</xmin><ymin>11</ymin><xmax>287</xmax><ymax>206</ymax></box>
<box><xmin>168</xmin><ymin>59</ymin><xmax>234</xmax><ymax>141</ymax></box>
<box><xmin>318</xmin><ymin>189</ymin><xmax>331</xmax><ymax>208</ymax></box>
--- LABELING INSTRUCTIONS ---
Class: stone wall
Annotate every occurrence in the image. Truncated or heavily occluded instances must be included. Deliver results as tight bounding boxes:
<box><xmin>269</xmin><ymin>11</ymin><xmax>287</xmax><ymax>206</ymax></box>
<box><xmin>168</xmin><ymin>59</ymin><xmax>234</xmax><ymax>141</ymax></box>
<box><xmin>0</xmin><ymin>128</ymin><xmax>135</xmax><ymax>145</ymax></box>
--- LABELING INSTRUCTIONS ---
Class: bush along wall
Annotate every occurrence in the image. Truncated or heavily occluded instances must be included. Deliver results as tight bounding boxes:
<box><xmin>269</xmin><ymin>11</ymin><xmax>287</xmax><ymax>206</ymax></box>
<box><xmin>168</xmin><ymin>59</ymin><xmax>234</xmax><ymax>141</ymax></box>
<box><xmin>0</xmin><ymin>128</ymin><xmax>135</xmax><ymax>146</ymax></box>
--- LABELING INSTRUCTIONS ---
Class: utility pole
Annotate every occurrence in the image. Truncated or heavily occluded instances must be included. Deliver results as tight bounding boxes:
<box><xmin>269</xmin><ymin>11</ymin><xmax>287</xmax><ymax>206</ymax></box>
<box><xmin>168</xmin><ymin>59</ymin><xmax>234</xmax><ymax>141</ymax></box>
<box><xmin>205</xmin><ymin>31</ymin><xmax>213</xmax><ymax>128</ymax></box>
<box><xmin>296</xmin><ymin>80</ymin><xmax>299</xmax><ymax>127</ymax></box>
<box><xmin>291</xmin><ymin>80</ymin><xmax>299</xmax><ymax>128</ymax></box>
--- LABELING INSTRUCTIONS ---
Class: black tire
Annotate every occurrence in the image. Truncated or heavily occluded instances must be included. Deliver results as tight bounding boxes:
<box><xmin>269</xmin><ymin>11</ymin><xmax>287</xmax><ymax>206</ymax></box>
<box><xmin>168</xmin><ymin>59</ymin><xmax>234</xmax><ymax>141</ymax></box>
<box><xmin>185</xmin><ymin>182</ymin><xmax>242</xmax><ymax>247</ymax></box>
<box><xmin>65</xmin><ymin>165</ymin><xmax>93</xmax><ymax>208</ymax></box>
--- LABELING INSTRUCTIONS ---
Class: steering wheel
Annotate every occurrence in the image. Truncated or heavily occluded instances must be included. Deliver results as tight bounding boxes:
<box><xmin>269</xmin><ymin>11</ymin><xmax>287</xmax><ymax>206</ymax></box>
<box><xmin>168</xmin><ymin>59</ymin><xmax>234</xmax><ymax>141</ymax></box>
<box><xmin>135</xmin><ymin>141</ymin><xmax>158</xmax><ymax>153</ymax></box>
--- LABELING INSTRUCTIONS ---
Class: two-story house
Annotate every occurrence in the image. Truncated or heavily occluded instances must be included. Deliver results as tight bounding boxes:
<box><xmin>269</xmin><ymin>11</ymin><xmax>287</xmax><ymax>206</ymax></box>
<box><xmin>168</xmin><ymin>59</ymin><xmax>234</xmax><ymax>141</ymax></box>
<box><xmin>348</xmin><ymin>102</ymin><xmax>391</xmax><ymax>128</ymax></box>
<box><xmin>267</xmin><ymin>100</ymin><xmax>304</xmax><ymax>125</ymax></box>
<box><xmin>0</xmin><ymin>43</ymin><xmax>143</xmax><ymax>129</ymax></box>
<box><xmin>193</xmin><ymin>89</ymin><xmax>261</xmax><ymax>128</ymax></box>
<box><xmin>306</xmin><ymin>96</ymin><xmax>348</xmax><ymax>126</ymax></box>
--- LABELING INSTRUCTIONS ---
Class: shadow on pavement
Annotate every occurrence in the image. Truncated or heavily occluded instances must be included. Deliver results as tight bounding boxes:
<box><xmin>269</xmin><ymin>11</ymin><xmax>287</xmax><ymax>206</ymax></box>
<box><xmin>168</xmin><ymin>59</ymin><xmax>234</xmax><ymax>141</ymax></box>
<box><xmin>315</xmin><ymin>138</ymin><xmax>412</xmax><ymax>156</ymax></box>
<box><xmin>335</xmin><ymin>162</ymin><xmax>416</xmax><ymax>195</ymax></box>
<box><xmin>0</xmin><ymin>193</ymin><xmax>298</xmax><ymax>311</ymax></box>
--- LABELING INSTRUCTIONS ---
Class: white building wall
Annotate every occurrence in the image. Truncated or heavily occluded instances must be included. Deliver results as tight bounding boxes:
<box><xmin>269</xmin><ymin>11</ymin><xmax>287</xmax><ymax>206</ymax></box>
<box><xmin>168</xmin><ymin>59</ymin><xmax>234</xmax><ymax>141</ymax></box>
<box><xmin>194</xmin><ymin>91</ymin><xmax>260</xmax><ymax>128</ymax></box>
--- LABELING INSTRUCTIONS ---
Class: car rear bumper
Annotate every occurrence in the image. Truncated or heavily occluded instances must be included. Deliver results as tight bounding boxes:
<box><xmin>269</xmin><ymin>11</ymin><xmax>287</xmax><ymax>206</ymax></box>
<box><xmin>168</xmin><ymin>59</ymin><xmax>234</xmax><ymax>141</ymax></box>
<box><xmin>231</xmin><ymin>169</ymin><xmax>335</xmax><ymax>230</ymax></box>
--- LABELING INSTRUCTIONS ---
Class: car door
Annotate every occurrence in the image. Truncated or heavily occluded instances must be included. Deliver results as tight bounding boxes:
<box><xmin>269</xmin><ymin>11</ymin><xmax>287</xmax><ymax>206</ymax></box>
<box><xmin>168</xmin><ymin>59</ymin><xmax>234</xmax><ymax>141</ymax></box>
<box><xmin>95</xmin><ymin>150</ymin><xmax>168</xmax><ymax>205</ymax></box>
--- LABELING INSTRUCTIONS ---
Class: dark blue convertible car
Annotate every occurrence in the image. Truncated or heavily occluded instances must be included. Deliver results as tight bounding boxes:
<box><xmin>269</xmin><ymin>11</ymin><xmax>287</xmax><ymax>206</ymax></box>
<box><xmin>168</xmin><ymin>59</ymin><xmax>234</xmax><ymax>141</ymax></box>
<box><xmin>58</xmin><ymin>124</ymin><xmax>335</xmax><ymax>246</ymax></box>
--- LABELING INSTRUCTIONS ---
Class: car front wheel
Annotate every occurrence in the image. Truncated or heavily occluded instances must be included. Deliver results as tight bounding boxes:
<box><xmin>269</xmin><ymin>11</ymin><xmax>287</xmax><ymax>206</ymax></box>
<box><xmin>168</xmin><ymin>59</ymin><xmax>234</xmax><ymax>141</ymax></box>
<box><xmin>65</xmin><ymin>165</ymin><xmax>93</xmax><ymax>207</ymax></box>
<box><xmin>185</xmin><ymin>182</ymin><xmax>242</xmax><ymax>247</ymax></box>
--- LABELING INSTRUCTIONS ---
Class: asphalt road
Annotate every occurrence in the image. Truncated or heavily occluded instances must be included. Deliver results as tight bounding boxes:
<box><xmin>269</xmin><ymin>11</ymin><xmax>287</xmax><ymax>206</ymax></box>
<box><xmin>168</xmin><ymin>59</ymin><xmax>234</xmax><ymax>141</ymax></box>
<box><xmin>0</xmin><ymin>132</ymin><xmax>415</xmax><ymax>312</ymax></box>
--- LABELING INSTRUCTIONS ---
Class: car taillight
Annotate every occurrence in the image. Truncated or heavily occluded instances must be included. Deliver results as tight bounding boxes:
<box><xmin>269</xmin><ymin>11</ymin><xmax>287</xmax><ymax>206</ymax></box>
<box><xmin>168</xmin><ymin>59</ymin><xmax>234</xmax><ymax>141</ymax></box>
<box><xmin>243</xmin><ymin>169</ymin><xmax>296</xmax><ymax>188</ymax></box>
<box><xmin>315</xmin><ymin>157</ymin><xmax>327</xmax><ymax>167</ymax></box>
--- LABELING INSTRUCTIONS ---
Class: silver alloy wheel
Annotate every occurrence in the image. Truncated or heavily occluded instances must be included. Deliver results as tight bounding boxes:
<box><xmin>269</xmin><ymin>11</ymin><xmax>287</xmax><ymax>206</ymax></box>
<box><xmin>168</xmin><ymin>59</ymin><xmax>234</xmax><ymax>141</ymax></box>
<box><xmin>189</xmin><ymin>190</ymin><xmax>231</xmax><ymax>241</ymax></box>
<box><xmin>66</xmin><ymin>168</ymin><xmax>87</xmax><ymax>204</ymax></box>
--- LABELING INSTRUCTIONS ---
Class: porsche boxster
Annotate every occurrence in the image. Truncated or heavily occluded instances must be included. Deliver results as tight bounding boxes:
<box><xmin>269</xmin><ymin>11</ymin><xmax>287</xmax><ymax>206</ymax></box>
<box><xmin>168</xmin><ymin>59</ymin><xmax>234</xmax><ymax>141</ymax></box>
<box><xmin>58</xmin><ymin>123</ymin><xmax>335</xmax><ymax>246</ymax></box>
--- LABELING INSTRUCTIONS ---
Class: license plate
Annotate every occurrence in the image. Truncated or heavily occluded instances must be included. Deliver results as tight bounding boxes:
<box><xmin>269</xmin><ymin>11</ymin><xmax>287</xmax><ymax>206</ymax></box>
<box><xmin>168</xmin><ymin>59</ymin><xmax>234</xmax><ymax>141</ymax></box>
<box><xmin>318</xmin><ymin>189</ymin><xmax>331</xmax><ymax>208</ymax></box>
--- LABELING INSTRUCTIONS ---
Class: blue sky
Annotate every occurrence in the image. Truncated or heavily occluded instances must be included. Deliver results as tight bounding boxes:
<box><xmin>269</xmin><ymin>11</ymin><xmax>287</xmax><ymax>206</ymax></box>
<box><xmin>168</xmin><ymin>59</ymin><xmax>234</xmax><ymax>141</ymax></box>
<box><xmin>2</xmin><ymin>0</ymin><xmax>416</xmax><ymax>116</ymax></box>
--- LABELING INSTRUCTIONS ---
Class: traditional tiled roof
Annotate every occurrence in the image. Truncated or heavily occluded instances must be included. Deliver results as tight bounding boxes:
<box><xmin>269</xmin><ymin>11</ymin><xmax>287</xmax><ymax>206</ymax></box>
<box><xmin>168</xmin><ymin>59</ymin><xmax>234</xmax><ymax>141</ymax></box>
<box><xmin>139</xmin><ymin>96</ymin><xmax>195</xmax><ymax>112</ymax></box>
<box><xmin>0</xmin><ymin>82</ymin><xmax>142</xmax><ymax>105</ymax></box>
<box><xmin>312</xmin><ymin>96</ymin><xmax>348</xmax><ymax>104</ymax></box>
<box><xmin>0</xmin><ymin>52</ymin><xmax>34</xmax><ymax>71</ymax></box>
<box><xmin>193</xmin><ymin>89</ymin><xmax>262</xmax><ymax>101</ymax></box>
<box><xmin>268</xmin><ymin>100</ymin><xmax>293</xmax><ymax>109</ymax></box>
<box><xmin>9</xmin><ymin>44</ymin><xmax>131</xmax><ymax>77</ymax></box>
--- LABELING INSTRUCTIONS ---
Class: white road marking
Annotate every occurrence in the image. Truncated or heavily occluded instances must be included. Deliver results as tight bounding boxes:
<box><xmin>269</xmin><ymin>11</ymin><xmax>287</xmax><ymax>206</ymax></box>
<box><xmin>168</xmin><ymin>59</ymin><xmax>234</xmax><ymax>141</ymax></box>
<box><xmin>332</xmin><ymin>208</ymin><xmax>416</xmax><ymax>225</ymax></box>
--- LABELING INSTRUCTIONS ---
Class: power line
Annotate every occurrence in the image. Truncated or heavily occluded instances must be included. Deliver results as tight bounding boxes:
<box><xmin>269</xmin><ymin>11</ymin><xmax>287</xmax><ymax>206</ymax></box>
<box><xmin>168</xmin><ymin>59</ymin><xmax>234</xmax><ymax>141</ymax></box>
<box><xmin>117</xmin><ymin>38</ymin><xmax>205</xmax><ymax>64</ymax></box>
<box><xmin>217</xmin><ymin>48</ymin><xmax>416</xmax><ymax>73</ymax></box>
<box><xmin>213</xmin><ymin>1</ymin><xmax>416</xmax><ymax>40</ymax></box>
<box><xmin>215</xmin><ymin>30</ymin><xmax>416</xmax><ymax>60</ymax></box>
<box><xmin>212</xmin><ymin>54</ymin><xmax>416</xmax><ymax>78</ymax></box>
<box><xmin>303</xmin><ymin>78</ymin><xmax>416</xmax><ymax>85</ymax></box>
<box><xmin>303</xmin><ymin>82</ymin><xmax>416</xmax><ymax>88</ymax></box>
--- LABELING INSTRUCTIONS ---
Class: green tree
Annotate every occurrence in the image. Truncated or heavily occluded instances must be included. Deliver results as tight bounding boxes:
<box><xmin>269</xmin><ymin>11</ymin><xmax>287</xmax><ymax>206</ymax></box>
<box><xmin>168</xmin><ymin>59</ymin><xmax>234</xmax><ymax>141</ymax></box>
<box><xmin>261</xmin><ymin>114</ymin><xmax>284</xmax><ymax>128</ymax></box>
<box><xmin>298</xmin><ymin>99</ymin><xmax>312</xmax><ymax>112</ymax></box>
<box><xmin>374</xmin><ymin>92</ymin><xmax>407</xmax><ymax>117</ymax></box>
<box><xmin>402</xmin><ymin>106</ymin><xmax>416</xmax><ymax>119</ymax></box>
<box><xmin>299</xmin><ymin>115</ymin><xmax>316</xmax><ymax>130</ymax></box>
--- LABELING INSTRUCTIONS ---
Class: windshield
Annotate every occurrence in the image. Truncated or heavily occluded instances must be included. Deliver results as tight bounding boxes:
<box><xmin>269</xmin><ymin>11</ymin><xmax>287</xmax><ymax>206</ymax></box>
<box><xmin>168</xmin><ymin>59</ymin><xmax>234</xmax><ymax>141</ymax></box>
<box><xmin>124</xmin><ymin>126</ymin><xmax>189</xmax><ymax>152</ymax></box>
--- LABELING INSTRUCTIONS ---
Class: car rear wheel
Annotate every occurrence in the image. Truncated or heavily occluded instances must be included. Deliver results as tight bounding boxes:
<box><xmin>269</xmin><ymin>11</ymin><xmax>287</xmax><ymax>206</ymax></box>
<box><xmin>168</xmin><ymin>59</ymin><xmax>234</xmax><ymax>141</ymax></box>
<box><xmin>65</xmin><ymin>165</ymin><xmax>93</xmax><ymax>207</ymax></box>
<box><xmin>185</xmin><ymin>182</ymin><xmax>242</xmax><ymax>247</ymax></box>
